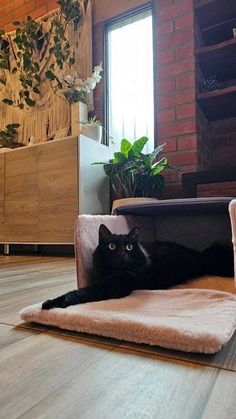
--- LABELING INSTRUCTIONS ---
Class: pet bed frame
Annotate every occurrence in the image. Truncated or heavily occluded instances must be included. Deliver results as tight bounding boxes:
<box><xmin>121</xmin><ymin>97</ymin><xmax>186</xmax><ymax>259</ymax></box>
<box><xmin>21</xmin><ymin>197</ymin><xmax>236</xmax><ymax>354</ymax></box>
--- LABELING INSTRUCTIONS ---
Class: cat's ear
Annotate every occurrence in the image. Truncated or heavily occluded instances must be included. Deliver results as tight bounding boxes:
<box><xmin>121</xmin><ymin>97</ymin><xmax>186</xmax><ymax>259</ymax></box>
<box><xmin>128</xmin><ymin>226</ymin><xmax>140</xmax><ymax>241</ymax></box>
<box><xmin>99</xmin><ymin>224</ymin><xmax>112</xmax><ymax>242</ymax></box>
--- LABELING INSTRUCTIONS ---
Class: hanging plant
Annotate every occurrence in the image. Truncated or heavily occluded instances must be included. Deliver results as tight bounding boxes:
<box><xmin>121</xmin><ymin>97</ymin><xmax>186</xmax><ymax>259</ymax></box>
<box><xmin>1</xmin><ymin>0</ymin><xmax>83</xmax><ymax>109</ymax></box>
<box><xmin>0</xmin><ymin>29</ymin><xmax>10</xmax><ymax>87</ymax></box>
<box><xmin>0</xmin><ymin>123</ymin><xmax>20</xmax><ymax>148</ymax></box>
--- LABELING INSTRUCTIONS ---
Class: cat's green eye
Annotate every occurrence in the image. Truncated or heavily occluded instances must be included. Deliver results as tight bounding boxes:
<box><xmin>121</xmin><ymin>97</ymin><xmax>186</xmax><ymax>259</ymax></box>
<box><xmin>109</xmin><ymin>243</ymin><xmax>116</xmax><ymax>250</ymax></box>
<box><xmin>126</xmin><ymin>244</ymin><xmax>133</xmax><ymax>251</ymax></box>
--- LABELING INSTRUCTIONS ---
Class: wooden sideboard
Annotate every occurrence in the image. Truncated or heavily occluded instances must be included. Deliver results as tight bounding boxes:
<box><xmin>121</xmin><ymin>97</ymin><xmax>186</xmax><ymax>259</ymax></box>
<box><xmin>0</xmin><ymin>135</ymin><xmax>109</xmax><ymax>245</ymax></box>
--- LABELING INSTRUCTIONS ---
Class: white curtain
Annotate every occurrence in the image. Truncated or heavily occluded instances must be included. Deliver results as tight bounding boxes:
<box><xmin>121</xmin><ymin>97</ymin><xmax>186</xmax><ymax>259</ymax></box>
<box><xmin>107</xmin><ymin>9</ymin><xmax>154</xmax><ymax>155</ymax></box>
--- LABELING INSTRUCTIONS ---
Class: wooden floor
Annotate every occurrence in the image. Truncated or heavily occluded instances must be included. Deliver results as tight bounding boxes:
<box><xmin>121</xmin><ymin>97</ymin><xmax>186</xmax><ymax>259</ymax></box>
<box><xmin>1</xmin><ymin>256</ymin><xmax>236</xmax><ymax>419</ymax></box>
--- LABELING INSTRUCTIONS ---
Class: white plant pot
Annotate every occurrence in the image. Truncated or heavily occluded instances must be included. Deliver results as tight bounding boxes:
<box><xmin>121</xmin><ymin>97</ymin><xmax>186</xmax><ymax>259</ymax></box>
<box><xmin>71</xmin><ymin>101</ymin><xmax>88</xmax><ymax>136</ymax></box>
<box><xmin>80</xmin><ymin>124</ymin><xmax>102</xmax><ymax>143</ymax></box>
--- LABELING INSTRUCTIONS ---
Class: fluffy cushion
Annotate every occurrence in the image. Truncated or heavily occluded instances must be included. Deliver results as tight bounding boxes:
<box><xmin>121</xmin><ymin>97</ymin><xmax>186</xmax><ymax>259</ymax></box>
<box><xmin>20</xmin><ymin>287</ymin><xmax>236</xmax><ymax>354</ymax></box>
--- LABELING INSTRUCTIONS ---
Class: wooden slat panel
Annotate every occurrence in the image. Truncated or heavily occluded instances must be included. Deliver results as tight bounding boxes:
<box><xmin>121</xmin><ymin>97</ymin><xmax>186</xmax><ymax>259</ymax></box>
<box><xmin>5</xmin><ymin>147</ymin><xmax>38</xmax><ymax>242</ymax></box>
<box><xmin>0</xmin><ymin>154</ymin><xmax>5</xmax><ymax>241</ymax></box>
<box><xmin>38</xmin><ymin>137</ymin><xmax>78</xmax><ymax>243</ymax></box>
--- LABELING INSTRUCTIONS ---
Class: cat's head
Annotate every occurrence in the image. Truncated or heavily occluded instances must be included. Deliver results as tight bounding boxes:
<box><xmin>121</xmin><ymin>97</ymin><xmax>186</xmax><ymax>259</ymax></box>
<box><xmin>93</xmin><ymin>224</ymin><xmax>148</xmax><ymax>274</ymax></box>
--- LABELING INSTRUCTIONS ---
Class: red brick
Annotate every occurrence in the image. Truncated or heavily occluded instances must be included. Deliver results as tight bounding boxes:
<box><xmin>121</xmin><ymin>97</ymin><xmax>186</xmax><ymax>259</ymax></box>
<box><xmin>5</xmin><ymin>0</ymin><xmax>22</xmax><ymax>14</ymax></box>
<box><xmin>158</xmin><ymin>49</ymin><xmax>174</xmax><ymax>66</ymax></box>
<box><xmin>158</xmin><ymin>108</ymin><xmax>175</xmax><ymax>123</ymax></box>
<box><xmin>46</xmin><ymin>0</ymin><xmax>59</xmax><ymax>11</ymax></box>
<box><xmin>157</xmin><ymin>27</ymin><xmax>193</xmax><ymax>49</ymax></box>
<box><xmin>176</xmin><ymin>72</ymin><xmax>195</xmax><ymax>90</ymax></box>
<box><xmin>14</xmin><ymin>1</ymin><xmax>35</xmax><ymax>18</ymax></box>
<box><xmin>166</xmin><ymin>150</ymin><xmax>198</xmax><ymax>166</ymax></box>
<box><xmin>159</xmin><ymin>57</ymin><xmax>194</xmax><ymax>80</ymax></box>
<box><xmin>4</xmin><ymin>22</ymin><xmax>16</xmax><ymax>31</ymax></box>
<box><xmin>175</xmin><ymin>42</ymin><xmax>194</xmax><ymax>60</ymax></box>
<box><xmin>176</xmin><ymin>103</ymin><xmax>196</xmax><ymax>120</ymax></box>
<box><xmin>157</xmin><ymin>21</ymin><xmax>174</xmax><ymax>35</ymax></box>
<box><xmin>158</xmin><ymin>119</ymin><xmax>196</xmax><ymax>138</ymax></box>
<box><xmin>175</xmin><ymin>13</ymin><xmax>194</xmax><ymax>30</ymax></box>
<box><xmin>177</xmin><ymin>134</ymin><xmax>197</xmax><ymax>150</ymax></box>
<box><xmin>157</xmin><ymin>79</ymin><xmax>175</xmax><ymax>95</ymax></box>
<box><xmin>158</xmin><ymin>90</ymin><xmax>195</xmax><ymax>109</ymax></box>
<box><xmin>163</xmin><ymin>169</ymin><xmax>177</xmax><ymax>183</ymax></box>
<box><xmin>0</xmin><ymin>13</ymin><xmax>14</xmax><ymax>27</ymax></box>
<box><xmin>164</xmin><ymin>183</ymin><xmax>183</xmax><ymax>199</ymax></box>
<box><xmin>163</xmin><ymin>137</ymin><xmax>177</xmax><ymax>151</ymax></box>
<box><xmin>159</xmin><ymin>0</ymin><xmax>193</xmax><ymax>23</ymax></box>
<box><xmin>36</xmin><ymin>0</ymin><xmax>49</xmax><ymax>6</ymax></box>
<box><xmin>158</xmin><ymin>0</ymin><xmax>174</xmax><ymax>8</ymax></box>
<box><xmin>30</xmin><ymin>6</ymin><xmax>47</xmax><ymax>20</ymax></box>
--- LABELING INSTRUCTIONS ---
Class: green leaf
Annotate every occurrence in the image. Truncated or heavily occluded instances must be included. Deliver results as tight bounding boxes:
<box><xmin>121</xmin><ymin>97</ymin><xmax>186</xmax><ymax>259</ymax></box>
<box><xmin>33</xmin><ymin>86</ymin><xmax>40</xmax><ymax>94</ymax></box>
<box><xmin>45</xmin><ymin>69</ymin><xmax>56</xmax><ymax>80</ymax></box>
<box><xmin>2</xmin><ymin>98</ymin><xmax>13</xmax><ymax>105</ymax></box>
<box><xmin>0</xmin><ymin>77</ymin><xmax>6</xmax><ymax>85</ymax></box>
<box><xmin>25</xmin><ymin>97</ymin><xmax>36</xmax><ymax>107</ymax></box>
<box><xmin>34</xmin><ymin>62</ymin><xmax>40</xmax><ymax>71</ymax></box>
<box><xmin>6</xmin><ymin>123</ymin><xmax>20</xmax><ymax>130</ymax></box>
<box><xmin>113</xmin><ymin>152</ymin><xmax>126</xmax><ymax>164</ymax></box>
<box><xmin>120</xmin><ymin>139</ymin><xmax>132</xmax><ymax>157</ymax></box>
<box><xmin>151</xmin><ymin>157</ymin><xmax>167</xmax><ymax>175</ymax></box>
<box><xmin>129</xmin><ymin>136</ymin><xmax>148</xmax><ymax>158</ymax></box>
<box><xmin>13</xmin><ymin>21</ymin><xmax>21</xmax><ymax>26</ymax></box>
<box><xmin>148</xmin><ymin>143</ymin><xmax>166</xmax><ymax>164</ymax></box>
<box><xmin>0</xmin><ymin>60</ymin><xmax>9</xmax><ymax>69</ymax></box>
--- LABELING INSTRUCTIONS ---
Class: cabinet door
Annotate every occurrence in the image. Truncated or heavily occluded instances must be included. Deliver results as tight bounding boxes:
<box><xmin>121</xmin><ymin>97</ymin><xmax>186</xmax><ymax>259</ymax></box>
<box><xmin>0</xmin><ymin>154</ymin><xmax>5</xmax><ymax>241</ymax></box>
<box><xmin>38</xmin><ymin>138</ymin><xmax>78</xmax><ymax>243</ymax></box>
<box><xmin>5</xmin><ymin>147</ymin><xmax>38</xmax><ymax>242</ymax></box>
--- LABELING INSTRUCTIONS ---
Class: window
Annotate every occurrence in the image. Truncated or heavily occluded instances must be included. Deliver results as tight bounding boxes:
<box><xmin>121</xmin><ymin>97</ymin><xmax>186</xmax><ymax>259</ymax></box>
<box><xmin>105</xmin><ymin>7</ymin><xmax>154</xmax><ymax>154</ymax></box>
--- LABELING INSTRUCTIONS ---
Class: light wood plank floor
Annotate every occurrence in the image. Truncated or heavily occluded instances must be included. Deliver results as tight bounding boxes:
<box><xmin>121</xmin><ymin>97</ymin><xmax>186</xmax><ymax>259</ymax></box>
<box><xmin>1</xmin><ymin>255</ymin><xmax>236</xmax><ymax>419</ymax></box>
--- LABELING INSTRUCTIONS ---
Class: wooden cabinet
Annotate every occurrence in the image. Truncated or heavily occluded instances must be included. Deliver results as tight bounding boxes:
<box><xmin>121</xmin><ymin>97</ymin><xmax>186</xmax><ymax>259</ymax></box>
<box><xmin>5</xmin><ymin>146</ymin><xmax>38</xmax><ymax>242</ymax></box>
<box><xmin>0</xmin><ymin>136</ymin><xmax>109</xmax><ymax>245</ymax></box>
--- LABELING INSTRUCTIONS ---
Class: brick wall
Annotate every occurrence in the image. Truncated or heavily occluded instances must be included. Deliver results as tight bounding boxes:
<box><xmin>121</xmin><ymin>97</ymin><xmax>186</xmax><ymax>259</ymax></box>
<box><xmin>209</xmin><ymin>118</ymin><xmax>236</xmax><ymax>169</ymax></box>
<box><xmin>156</xmin><ymin>0</ymin><xmax>197</xmax><ymax>198</ymax></box>
<box><xmin>0</xmin><ymin>0</ymin><xmax>58</xmax><ymax>31</ymax></box>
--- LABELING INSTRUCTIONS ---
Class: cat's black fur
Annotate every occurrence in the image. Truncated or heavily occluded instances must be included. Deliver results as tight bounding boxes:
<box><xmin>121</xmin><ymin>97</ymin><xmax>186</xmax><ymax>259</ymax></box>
<box><xmin>42</xmin><ymin>224</ymin><xmax>234</xmax><ymax>310</ymax></box>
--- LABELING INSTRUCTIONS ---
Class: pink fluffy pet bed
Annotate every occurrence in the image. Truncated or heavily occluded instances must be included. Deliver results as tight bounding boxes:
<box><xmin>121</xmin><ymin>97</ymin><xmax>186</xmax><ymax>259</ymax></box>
<box><xmin>20</xmin><ymin>199</ymin><xmax>236</xmax><ymax>354</ymax></box>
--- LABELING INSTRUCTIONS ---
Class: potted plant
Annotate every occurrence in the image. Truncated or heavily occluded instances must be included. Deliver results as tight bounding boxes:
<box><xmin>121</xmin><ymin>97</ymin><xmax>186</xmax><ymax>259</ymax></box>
<box><xmin>80</xmin><ymin>116</ymin><xmax>103</xmax><ymax>142</ymax></box>
<box><xmin>94</xmin><ymin>137</ymin><xmax>177</xmax><ymax>200</ymax></box>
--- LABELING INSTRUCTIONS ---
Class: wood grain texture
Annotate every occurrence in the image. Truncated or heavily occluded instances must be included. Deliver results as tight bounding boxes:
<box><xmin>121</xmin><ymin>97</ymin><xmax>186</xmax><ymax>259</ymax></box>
<box><xmin>0</xmin><ymin>154</ymin><xmax>5</xmax><ymax>241</ymax></box>
<box><xmin>93</xmin><ymin>0</ymin><xmax>149</xmax><ymax>24</ymax></box>
<box><xmin>5</xmin><ymin>147</ymin><xmax>38</xmax><ymax>242</ymax></box>
<box><xmin>1</xmin><ymin>255</ymin><xmax>236</xmax><ymax>418</ymax></box>
<box><xmin>38</xmin><ymin>137</ymin><xmax>78</xmax><ymax>243</ymax></box>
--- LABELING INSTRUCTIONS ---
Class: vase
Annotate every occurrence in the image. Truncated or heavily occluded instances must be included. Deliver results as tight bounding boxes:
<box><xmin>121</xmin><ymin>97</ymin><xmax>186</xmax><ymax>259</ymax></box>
<box><xmin>80</xmin><ymin>124</ymin><xmax>102</xmax><ymax>143</ymax></box>
<box><xmin>71</xmin><ymin>101</ymin><xmax>88</xmax><ymax>136</ymax></box>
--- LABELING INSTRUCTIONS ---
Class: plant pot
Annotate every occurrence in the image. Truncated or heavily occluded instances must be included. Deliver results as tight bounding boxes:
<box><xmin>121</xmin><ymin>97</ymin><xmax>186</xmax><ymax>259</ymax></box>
<box><xmin>111</xmin><ymin>197</ymin><xmax>159</xmax><ymax>214</ymax></box>
<box><xmin>71</xmin><ymin>101</ymin><xmax>88</xmax><ymax>136</ymax></box>
<box><xmin>80</xmin><ymin>124</ymin><xmax>102</xmax><ymax>143</ymax></box>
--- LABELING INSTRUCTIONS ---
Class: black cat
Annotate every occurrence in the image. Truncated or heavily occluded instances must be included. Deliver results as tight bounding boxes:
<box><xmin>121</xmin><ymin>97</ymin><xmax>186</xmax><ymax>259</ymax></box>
<box><xmin>42</xmin><ymin>224</ymin><xmax>234</xmax><ymax>310</ymax></box>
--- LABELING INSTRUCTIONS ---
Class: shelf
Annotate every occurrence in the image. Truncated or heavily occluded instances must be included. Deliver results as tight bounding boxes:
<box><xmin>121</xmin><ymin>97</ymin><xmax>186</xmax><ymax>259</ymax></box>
<box><xmin>196</xmin><ymin>37</ymin><xmax>236</xmax><ymax>81</ymax></box>
<box><xmin>195</xmin><ymin>0</ymin><xmax>236</xmax><ymax>45</ymax></box>
<box><xmin>197</xmin><ymin>85</ymin><xmax>236</xmax><ymax>121</ymax></box>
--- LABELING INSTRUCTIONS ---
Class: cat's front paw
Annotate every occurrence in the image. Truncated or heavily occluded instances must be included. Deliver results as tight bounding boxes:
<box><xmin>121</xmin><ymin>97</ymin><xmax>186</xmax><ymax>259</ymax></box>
<box><xmin>42</xmin><ymin>299</ymin><xmax>54</xmax><ymax>310</ymax></box>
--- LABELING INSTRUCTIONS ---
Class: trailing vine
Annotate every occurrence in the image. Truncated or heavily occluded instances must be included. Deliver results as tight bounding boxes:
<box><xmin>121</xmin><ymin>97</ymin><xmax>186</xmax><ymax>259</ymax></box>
<box><xmin>1</xmin><ymin>0</ymin><xmax>82</xmax><ymax>109</ymax></box>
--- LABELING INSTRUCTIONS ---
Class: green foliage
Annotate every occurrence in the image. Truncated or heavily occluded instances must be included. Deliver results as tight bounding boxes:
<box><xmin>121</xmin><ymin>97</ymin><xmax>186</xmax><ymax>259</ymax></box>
<box><xmin>0</xmin><ymin>0</ymin><xmax>82</xmax><ymax>109</ymax></box>
<box><xmin>0</xmin><ymin>123</ymin><xmax>20</xmax><ymax>147</ymax></box>
<box><xmin>93</xmin><ymin>137</ymin><xmax>178</xmax><ymax>199</ymax></box>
